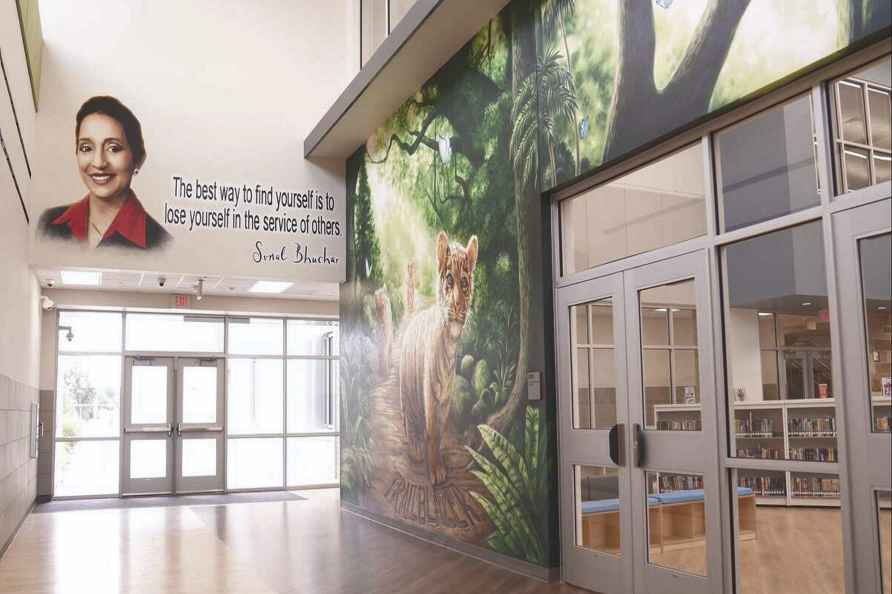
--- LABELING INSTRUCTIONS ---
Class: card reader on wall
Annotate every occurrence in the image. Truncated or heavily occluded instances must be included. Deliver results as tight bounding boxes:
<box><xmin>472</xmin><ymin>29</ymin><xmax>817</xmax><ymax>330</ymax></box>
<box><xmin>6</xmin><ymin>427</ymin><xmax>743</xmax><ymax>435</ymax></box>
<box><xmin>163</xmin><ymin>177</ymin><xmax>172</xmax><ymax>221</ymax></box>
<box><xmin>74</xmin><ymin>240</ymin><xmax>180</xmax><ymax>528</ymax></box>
<box><xmin>527</xmin><ymin>371</ymin><xmax>542</xmax><ymax>401</ymax></box>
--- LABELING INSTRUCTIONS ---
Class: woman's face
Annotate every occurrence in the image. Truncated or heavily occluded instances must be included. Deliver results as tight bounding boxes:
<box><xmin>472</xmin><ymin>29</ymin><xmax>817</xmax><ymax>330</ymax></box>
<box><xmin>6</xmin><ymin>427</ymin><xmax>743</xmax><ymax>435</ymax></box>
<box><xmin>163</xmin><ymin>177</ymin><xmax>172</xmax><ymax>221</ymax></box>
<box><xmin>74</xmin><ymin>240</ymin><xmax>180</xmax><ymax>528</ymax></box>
<box><xmin>76</xmin><ymin>113</ymin><xmax>135</xmax><ymax>201</ymax></box>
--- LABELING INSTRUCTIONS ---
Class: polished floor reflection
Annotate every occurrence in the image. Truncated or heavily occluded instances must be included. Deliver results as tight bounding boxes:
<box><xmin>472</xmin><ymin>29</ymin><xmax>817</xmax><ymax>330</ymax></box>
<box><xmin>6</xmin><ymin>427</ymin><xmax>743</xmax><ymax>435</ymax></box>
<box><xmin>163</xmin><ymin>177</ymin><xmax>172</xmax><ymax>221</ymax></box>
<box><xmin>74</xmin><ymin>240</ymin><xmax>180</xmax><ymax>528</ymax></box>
<box><xmin>0</xmin><ymin>489</ymin><xmax>584</xmax><ymax>594</ymax></box>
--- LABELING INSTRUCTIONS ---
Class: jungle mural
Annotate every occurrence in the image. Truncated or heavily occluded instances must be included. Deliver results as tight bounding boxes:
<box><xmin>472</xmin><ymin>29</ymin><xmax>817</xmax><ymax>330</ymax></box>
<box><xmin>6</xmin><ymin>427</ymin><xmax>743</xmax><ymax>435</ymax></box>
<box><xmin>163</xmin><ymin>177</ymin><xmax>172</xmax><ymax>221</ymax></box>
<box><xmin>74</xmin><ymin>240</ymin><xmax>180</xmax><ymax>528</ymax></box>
<box><xmin>537</xmin><ymin>0</ymin><xmax>891</xmax><ymax>188</ymax></box>
<box><xmin>340</xmin><ymin>0</ymin><xmax>554</xmax><ymax>564</ymax></box>
<box><xmin>340</xmin><ymin>0</ymin><xmax>890</xmax><ymax>567</ymax></box>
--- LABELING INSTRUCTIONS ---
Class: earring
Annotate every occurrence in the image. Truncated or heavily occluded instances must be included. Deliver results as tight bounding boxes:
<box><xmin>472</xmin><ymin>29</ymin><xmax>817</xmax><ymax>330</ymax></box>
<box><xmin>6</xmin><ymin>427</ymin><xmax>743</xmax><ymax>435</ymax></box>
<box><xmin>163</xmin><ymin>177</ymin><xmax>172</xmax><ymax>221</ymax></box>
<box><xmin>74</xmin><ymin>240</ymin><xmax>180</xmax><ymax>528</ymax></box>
<box><xmin>134</xmin><ymin>168</ymin><xmax>140</xmax><ymax>175</ymax></box>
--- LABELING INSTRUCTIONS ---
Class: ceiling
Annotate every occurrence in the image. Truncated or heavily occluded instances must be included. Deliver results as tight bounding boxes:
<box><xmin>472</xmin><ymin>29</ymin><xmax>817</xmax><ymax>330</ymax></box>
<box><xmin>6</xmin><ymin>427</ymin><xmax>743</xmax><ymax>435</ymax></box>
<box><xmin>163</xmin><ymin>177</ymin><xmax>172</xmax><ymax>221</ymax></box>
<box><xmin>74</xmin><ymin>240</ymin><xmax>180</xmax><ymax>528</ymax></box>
<box><xmin>33</xmin><ymin>268</ymin><xmax>340</xmax><ymax>301</ymax></box>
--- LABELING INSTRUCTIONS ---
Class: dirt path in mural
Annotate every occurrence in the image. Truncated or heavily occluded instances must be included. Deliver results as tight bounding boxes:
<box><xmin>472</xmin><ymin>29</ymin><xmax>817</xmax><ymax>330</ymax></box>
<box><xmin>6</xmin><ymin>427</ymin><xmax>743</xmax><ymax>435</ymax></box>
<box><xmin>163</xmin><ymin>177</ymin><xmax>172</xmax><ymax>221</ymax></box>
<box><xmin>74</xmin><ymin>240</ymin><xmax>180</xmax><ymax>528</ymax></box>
<box><xmin>363</xmin><ymin>377</ymin><xmax>493</xmax><ymax>545</ymax></box>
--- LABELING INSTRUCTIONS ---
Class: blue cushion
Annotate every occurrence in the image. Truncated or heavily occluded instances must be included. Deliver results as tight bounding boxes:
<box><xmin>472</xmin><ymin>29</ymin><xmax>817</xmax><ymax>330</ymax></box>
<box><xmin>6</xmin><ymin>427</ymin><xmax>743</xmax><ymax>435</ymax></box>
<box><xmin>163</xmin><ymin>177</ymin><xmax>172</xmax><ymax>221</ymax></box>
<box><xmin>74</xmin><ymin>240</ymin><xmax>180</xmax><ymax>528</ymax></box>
<box><xmin>582</xmin><ymin>488</ymin><xmax>753</xmax><ymax>514</ymax></box>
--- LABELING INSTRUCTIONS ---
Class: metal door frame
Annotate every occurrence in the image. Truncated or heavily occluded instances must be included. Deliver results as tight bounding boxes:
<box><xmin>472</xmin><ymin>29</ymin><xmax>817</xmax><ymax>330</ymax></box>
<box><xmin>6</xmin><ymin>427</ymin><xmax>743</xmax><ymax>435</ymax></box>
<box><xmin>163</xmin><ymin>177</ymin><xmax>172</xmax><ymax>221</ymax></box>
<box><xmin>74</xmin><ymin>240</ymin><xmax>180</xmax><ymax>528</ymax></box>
<box><xmin>174</xmin><ymin>357</ymin><xmax>226</xmax><ymax>493</ymax></box>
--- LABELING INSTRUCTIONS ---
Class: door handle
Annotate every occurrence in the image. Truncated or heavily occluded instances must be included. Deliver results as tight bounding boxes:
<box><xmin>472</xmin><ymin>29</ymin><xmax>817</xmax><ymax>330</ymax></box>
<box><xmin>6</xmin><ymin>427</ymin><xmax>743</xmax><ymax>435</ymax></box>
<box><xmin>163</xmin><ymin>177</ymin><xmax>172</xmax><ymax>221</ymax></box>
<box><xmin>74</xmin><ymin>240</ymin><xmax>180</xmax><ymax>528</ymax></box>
<box><xmin>632</xmin><ymin>423</ymin><xmax>645</xmax><ymax>467</ymax></box>
<box><xmin>608</xmin><ymin>423</ymin><xmax>625</xmax><ymax>466</ymax></box>
<box><xmin>124</xmin><ymin>424</ymin><xmax>173</xmax><ymax>434</ymax></box>
<box><xmin>178</xmin><ymin>426</ymin><xmax>224</xmax><ymax>433</ymax></box>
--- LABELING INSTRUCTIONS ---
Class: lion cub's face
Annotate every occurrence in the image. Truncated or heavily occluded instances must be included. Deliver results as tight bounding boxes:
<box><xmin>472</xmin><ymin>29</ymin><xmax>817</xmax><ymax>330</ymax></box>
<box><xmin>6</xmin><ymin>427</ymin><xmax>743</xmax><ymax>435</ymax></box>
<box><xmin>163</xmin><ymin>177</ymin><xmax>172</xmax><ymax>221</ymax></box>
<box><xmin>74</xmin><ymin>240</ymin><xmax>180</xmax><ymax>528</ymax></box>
<box><xmin>436</xmin><ymin>231</ymin><xmax>478</xmax><ymax>326</ymax></box>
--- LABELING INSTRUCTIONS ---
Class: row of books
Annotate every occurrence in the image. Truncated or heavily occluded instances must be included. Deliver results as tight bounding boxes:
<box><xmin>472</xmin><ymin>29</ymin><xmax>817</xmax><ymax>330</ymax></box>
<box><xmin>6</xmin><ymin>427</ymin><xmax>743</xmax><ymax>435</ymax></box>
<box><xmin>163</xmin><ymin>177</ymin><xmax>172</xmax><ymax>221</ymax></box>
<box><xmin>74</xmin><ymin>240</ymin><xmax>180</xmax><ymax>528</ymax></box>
<box><xmin>738</xmin><ymin>476</ymin><xmax>785</xmax><ymax>497</ymax></box>
<box><xmin>788</xmin><ymin>416</ymin><xmax>836</xmax><ymax>434</ymax></box>
<box><xmin>656</xmin><ymin>474</ymin><xmax>703</xmax><ymax>492</ymax></box>
<box><xmin>734</xmin><ymin>417</ymin><xmax>776</xmax><ymax>434</ymax></box>
<box><xmin>875</xmin><ymin>414</ymin><xmax>891</xmax><ymax>432</ymax></box>
<box><xmin>788</xmin><ymin>447</ymin><xmax>838</xmax><ymax>462</ymax></box>
<box><xmin>737</xmin><ymin>447</ymin><xmax>784</xmax><ymax>459</ymax></box>
<box><xmin>656</xmin><ymin>418</ymin><xmax>700</xmax><ymax>431</ymax></box>
<box><xmin>791</xmin><ymin>476</ymin><xmax>840</xmax><ymax>497</ymax></box>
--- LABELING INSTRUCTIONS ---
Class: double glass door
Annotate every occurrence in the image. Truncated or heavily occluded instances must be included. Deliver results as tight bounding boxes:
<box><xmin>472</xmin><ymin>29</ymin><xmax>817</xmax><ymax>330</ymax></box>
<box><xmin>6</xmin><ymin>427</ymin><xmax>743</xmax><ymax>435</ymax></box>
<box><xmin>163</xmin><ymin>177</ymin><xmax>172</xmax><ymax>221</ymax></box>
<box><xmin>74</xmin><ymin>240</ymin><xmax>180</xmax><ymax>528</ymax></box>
<box><xmin>558</xmin><ymin>251</ymin><xmax>722</xmax><ymax>594</ymax></box>
<box><xmin>122</xmin><ymin>357</ymin><xmax>225</xmax><ymax>495</ymax></box>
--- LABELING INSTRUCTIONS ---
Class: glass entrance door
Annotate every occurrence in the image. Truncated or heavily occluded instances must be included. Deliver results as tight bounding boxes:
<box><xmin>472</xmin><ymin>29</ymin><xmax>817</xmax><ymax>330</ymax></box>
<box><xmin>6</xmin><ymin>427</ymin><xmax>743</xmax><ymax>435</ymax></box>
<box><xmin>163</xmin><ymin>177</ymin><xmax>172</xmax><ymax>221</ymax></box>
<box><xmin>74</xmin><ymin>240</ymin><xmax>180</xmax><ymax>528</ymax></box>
<box><xmin>558</xmin><ymin>251</ymin><xmax>721</xmax><ymax>594</ymax></box>
<box><xmin>175</xmin><ymin>358</ymin><xmax>225</xmax><ymax>493</ymax></box>
<box><xmin>832</xmin><ymin>198</ymin><xmax>891</xmax><ymax>594</ymax></box>
<box><xmin>122</xmin><ymin>356</ymin><xmax>224</xmax><ymax>494</ymax></box>
<box><xmin>122</xmin><ymin>357</ymin><xmax>175</xmax><ymax>495</ymax></box>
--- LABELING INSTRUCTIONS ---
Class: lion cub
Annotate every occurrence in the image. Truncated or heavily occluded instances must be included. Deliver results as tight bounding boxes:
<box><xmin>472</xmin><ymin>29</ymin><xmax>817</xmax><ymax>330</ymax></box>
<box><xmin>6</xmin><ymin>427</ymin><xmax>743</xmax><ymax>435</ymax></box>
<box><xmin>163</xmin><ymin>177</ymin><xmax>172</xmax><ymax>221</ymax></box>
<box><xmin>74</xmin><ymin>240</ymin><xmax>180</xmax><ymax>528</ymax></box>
<box><xmin>398</xmin><ymin>231</ymin><xmax>478</xmax><ymax>486</ymax></box>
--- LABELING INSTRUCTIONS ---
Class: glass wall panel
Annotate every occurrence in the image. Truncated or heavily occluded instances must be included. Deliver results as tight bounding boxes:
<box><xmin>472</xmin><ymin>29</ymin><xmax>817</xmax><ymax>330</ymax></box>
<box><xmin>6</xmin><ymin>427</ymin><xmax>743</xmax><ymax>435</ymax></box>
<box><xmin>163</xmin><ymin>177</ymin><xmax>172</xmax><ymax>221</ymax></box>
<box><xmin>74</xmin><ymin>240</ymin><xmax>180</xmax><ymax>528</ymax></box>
<box><xmin>287</xmin><ymin>320</ymin><xmax>339</xmax><ymax>356</ymax></box>
<box><xmin>733</xmin><ymin>469</ymin><xmax>844</xmax><ymax>594</ymax></box>
<box><xmin>125</xmin><ymin>314</ymin><xmax>224</xmax><ymax>353</ymax></box>
<box><xmin>646</xmin><ymin>471</ymin><xmax>707</xmax><ymax>576</ymax></box>
<box><xmin>58</xmin><ymin>311</ymin><xmax>122</xmax><ymax>353</ymax></box>
<box><xmin>130</xmin><ymin>366</ymin><xmax>168</xmax><ymax>425</ymax></box>
<box><xmin>287</xmin><ymin>360</ymin><xmax>338</xmax><ymax>433</ymax></box>
<box><xmin>287</xmin><ymin>436</ymin><xmax>338</xmax><ymax>486</ymax></box>
<box><xmin>228</xmin><ymin>318</ymin><xmax>283</xmax><ymax>356</ymax></box>
<box><xmin>859</xmin><ymin>233</ymin><xmax>892</xmax><ymax>432</ymax></box>
<box><xmin>724</xmin><ymin>222</ymin><xmax>836</xmax><ymax>459</ymax></box>
<box><xmin>56</xmin><ymin>355</ymin><xmax>121</xmax><ymax>438</ymax></box>
<box><xmin>561</xmin><ymin>143</ymin><xmax>706</xmax><ymax>274</ymax></box>
<box><xmin>575</xmin><ymin>465</ymin><xmax>621</xmax><ymax>556</ymax></box>
<box><xmin>227</xmin><ymin>438</ymin><xmax>283</xmax><ymax>489</ymax></box>
<box><xmin>832</xmin><ymin>56</ymin><xmax>892</xmax><ymax>194</ymax></box>
<box><xmin>182</xmin><ymin>439</ymin><xmax>217</xmax><ymax>478</ymax></box>
<box><xmin>228</xmin><ymin>359</ymin><xmax>284</xmax><ymax>435</ymax></box>
<box><xmin>54</xmin><ymin>440</ymin><xmax>119</xmax><ymax>496</ymax></box>
<box><xmin>716</xmin><ymin>95</ymin><xmax>820</xmax><ymax>231</ymax></box>
<box><xmin>181</xmin><ymin>367</ymin><xmax>217</xmax><ymax>424</ymax></box>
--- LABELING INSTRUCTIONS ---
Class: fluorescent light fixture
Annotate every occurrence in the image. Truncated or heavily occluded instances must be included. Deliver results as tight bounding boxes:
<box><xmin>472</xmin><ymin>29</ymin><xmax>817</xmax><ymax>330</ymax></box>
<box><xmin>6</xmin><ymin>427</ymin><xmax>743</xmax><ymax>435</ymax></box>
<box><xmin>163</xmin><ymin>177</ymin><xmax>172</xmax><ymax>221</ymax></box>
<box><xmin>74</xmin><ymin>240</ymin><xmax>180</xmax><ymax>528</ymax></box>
<box><xmin>249</xmin><ymin>280</ymin><xmax>293</xmax><ymax>294</ymax></box>
<box><xmin>758</xmin><ymin>312</ymin><xmax>773</xmax><ymax>317</ymax></box>
<box><xmin>60</xmin><ymin>270</ymin><xmax>101</xmax><ymax>286</ymax></box>
<box><xmin>801</xmin><ymin>301</ymin><xmax>813</xmax><ymax>307</ymax></box>
<box><xmin>654</xmin><ymin>308</ymin><xmax>668</xmax><ymax>312</ymax></box>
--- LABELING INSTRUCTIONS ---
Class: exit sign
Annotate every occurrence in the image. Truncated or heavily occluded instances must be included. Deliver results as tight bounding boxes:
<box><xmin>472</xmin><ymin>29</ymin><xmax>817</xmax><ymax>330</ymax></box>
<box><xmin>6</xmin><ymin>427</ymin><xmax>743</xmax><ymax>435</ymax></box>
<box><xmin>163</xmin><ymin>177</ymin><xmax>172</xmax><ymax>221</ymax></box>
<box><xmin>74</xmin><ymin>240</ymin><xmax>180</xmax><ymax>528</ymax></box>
<box><xmin>174</xmin><ymin>294</ymin><xmax>191</xmax><ymax>308</ymax></box>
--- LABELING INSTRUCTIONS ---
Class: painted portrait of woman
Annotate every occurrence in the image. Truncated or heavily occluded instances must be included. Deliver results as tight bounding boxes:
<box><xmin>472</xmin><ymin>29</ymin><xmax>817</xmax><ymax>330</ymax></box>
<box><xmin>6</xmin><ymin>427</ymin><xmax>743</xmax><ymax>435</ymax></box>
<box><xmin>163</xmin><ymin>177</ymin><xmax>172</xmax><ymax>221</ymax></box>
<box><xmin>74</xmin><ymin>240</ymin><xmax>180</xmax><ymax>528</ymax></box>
<box><xmin>37</xmin><ymin>96</ymin><xmax>171</xmax><ymax>249</ymax></box>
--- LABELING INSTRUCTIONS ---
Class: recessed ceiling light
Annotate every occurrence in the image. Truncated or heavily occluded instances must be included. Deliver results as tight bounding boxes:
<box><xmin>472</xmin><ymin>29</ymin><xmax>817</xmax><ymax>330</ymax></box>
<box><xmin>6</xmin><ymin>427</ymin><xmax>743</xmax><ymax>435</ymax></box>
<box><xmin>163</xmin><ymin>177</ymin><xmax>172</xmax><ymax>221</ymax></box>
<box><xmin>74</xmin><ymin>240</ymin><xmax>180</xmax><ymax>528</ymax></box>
<box><xmin>758</xmin><ymin>312</ymin><xmax>773</xmax><ymax>317</ymax></box>
<box><xmin>249</xmin><ymin>281</ymin><xmax>293</xmax><ymax>294</ymax></box>
<box><xmin>879</xmin><ymin>306</ymin><xmax>888</xmax><ymax>311</ymax></box>
<box><xmin>801</xmin><ymin>302</ymin><xmax>812</xmax><ymax>307</ymax></box>
<box><xmin>60</xmin><ymin>270</ymin><xmax>101</xmax><ymax>286</ymax></box>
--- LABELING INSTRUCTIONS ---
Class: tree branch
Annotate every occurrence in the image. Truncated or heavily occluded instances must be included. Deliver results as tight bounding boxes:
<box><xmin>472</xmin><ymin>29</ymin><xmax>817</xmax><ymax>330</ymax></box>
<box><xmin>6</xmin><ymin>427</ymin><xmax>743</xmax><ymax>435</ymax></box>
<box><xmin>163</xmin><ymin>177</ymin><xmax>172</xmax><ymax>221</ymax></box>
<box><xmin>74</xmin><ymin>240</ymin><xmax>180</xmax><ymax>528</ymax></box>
<box><xmin>367</xmin><ymin>110</ymin><xmax>440</xmax><ymax>164</ymax></box>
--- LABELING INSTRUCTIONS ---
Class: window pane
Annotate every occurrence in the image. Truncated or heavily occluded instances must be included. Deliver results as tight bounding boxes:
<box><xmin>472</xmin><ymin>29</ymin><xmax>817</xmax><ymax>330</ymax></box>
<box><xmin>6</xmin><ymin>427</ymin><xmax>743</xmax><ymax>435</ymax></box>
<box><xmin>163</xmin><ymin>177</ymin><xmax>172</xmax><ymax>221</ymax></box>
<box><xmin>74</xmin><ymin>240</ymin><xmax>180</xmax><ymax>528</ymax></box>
<box><xmin>646</xmin><ymin>471</ymin><xmax>707</xmax><ymax>576</ymax></box>
<box><xmin>572</xmin><ymin>303</ymin><xmax>590</xmax><ymax>345</ymax></box>
<box><xmin>388</xmin><ymin>0</ymin><xmax>417</xmax><ymax>30</ymax></box>
<box><xmin>125</xmin><ymin>314</ymin><xmax>223</xmax><ymax>352</ymax></box>
<box><xmin>591</xmin><ymin>301</ymin><xmax>614</xmax><ymax>345</ymax></box>
<box><xmin>592</xmin><ymin>349</ymin><xmax>617</xmax><ymax>430</ymax></box>
<box><xmin>717</xmin><ymin>95</ymin><xmax>819</xmax><ymax>232</ymax></box>
<box><xmin>725</xmin><ymin>222</ymin><xmax>835</xmax><ymax>458</ymax></box>
<box><xmin>877</xmin><ymin>153</ymin><xmax>892</xmax><ymax>184</ymax></box>
<box><xmin>228</xmin><ymin>359</ymin><xmax>283</xmax><ymax>435</ymax></box>
<box><xmin>574</xmin><ymin>347</ymin><xmax>592</xmax><ymax>430</ymax></box>
<box><xmin>838</xmin><ymin>81</ymin><xmax>869</xmax><ymax>144</ymax></box>
<box><xmin>672</xmin><ymin>308</ymin><xmax>697</xmax><ymax>347</ymax></box>
<box><xmin>58</xmin><ymin>311</ymin><xmax>121</xmax><ymax>353</ymax></box>
<box><xmin>182</xmin><ymin>438</ymin><xmax>217</xmax><ymax>477</ymax></box>
<box><xmin>54</xmin><ymin>440</ymin><xmax>119</xmax><ymax>496</ymax></box>
<box><xmin>182</xmin><ymin>366</ymin><xmax>217</xmax><ymax>424</ymax></box>
<box><xmin>673</xmin><ymin>350</ymin><xmax>699</xmax><ymax>405</ymax></box>
<box><xmin>844</xmin><ymin>146</ymin><xmax>872</xmax><ymax>190</ymax></box>
<box><xmin>56</xmin><ymin>355</ymin><xmax>121</xmax><ymax>438</ymax></box>
<box><xmin>287</xmin><ymin>360</ymin><xmax>338</xmax><ymax>433</ymax></box>
<box><xmin>733</xmin><ymin>469</ymin><xmax>844</xmax><ymax>594</ymax></box>
<box><xmin>868</xmin><ymin>88</ymin><xmax>891</xmax><ymax>151</ymax></box>
<box><xmin>561</xmin><ymin>143</ymin><xmax>705</xmax><ymax>274</ymax></box>
<box><xmin>642</xmin><ymin>308</ymin><xmax>669</xmax><ymax>346</ymax></box>
<box><xmin>286</xmin><ymin>320</ymin><xmax>339</xmax><ymax>356</ymax></box>
<box><xmin>227</xmin><ymin>438</ymin><xmax>283</xmax><ymax>489</ymax></box>
<box><xmin>643</xmin><ymin>349</ymin><xmax>670</xmax><ymax>428</ymax></box>
<box><xmin>859</xmin><ymin>233</ymin><xmax>892</xmax><ymax>433</ymax></box>
<box><xmin>360</xmin><ymin>0</ymin><xmax>388</xmax><ymax>66</ymax></box>
<box><xmin>130</xmin><ymin>365</ymin><xmax>168</xmax><ymax>425</ymax></box>
<box><xmin>129</xmin><ymin>439</ymin><xmax>166</xmax><ymax>479</ymax></box>
<box><xmin>287</xmin><ymin>436</ymin><xmax>338</xmax><ymax>486</ymax></box>
<box><xmin>228</xmin><ymin>318</ymin><xmax>283</xmax><ymax>356</ymax></box>
<box><xmin>575</xmin><ymin>465</ymin><xmax>621</xmax><ymax>556</ymax></box>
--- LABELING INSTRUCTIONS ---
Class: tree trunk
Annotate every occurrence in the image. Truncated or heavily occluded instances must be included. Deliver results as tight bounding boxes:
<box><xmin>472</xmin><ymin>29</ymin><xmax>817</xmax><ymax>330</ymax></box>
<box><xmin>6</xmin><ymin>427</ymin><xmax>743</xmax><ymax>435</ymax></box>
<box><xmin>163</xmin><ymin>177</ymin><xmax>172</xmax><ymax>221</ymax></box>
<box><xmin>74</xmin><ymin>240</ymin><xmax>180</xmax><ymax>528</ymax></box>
<box><xmin>481</xmin><ymin>0</ymin><xmax>536</xmax><ymax>440</ymax></box>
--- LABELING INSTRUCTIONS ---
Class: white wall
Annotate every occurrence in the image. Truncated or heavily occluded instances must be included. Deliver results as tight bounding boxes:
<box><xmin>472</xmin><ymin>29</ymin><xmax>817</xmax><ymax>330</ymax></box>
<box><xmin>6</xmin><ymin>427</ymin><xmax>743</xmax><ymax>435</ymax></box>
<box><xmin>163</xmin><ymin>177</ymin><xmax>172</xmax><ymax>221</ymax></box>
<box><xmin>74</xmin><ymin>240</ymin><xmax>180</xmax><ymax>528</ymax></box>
<box><xmin>1</xmin><ymin>0</ymin><xmax>42</xmax><ymax>550</ymax></box>
<box><xmin>29</xmin><ymin>0</ymin><xmax>351</xmax><ymax>282</ymax></box>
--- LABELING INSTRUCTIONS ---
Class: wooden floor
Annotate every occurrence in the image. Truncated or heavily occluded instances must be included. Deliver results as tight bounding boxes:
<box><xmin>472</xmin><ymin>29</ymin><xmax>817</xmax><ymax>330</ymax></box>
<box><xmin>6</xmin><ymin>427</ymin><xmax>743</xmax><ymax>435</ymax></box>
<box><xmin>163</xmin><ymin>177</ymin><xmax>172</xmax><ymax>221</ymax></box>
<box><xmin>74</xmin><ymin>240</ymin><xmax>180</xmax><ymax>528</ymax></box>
<box><xmin>0</xmin><ymin>493</ymin><xmax>886</xmax><ymax>594</ymax></box>
<box><xmin>0</xmin><ymin>489</ymin><xmax>584</xmax><ymax>594</ymax></box>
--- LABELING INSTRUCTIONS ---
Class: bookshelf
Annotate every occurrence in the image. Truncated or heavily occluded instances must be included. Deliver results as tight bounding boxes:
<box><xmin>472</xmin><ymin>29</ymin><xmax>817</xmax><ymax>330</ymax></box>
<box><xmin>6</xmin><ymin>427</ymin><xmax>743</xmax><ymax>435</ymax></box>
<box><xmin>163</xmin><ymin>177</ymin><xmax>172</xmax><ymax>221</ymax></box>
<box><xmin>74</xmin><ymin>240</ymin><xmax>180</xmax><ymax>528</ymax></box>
<box><xmin>727</xmin><ymin>399</ymin><xmax>840</xmax><ymax>507</ymax></box>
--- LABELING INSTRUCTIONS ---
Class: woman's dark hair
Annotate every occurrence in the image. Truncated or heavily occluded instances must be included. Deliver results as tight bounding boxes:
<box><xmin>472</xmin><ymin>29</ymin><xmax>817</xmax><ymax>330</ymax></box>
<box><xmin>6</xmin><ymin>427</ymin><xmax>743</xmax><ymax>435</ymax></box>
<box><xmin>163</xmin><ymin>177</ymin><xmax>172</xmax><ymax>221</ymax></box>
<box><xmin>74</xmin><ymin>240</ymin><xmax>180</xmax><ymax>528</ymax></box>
<box><xmin>76</xmin><ymin>96</ymin><xmax>146</xmax><ymax>167</ymax></box>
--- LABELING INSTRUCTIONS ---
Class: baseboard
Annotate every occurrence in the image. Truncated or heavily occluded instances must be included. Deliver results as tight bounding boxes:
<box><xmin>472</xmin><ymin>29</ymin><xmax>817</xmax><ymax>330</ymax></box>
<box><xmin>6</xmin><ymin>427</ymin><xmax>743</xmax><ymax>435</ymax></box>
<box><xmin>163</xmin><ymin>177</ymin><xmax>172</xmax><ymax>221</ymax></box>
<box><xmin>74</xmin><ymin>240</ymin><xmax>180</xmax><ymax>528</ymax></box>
<box><xmin>0</xmin><ymin>498</ymin><xmax>36</xmax><ymax>561</ymax></box>
<box><xmin>341</xmin><ymin>502</ymin><xmax>561</xmax><ymax>583</ymax></box>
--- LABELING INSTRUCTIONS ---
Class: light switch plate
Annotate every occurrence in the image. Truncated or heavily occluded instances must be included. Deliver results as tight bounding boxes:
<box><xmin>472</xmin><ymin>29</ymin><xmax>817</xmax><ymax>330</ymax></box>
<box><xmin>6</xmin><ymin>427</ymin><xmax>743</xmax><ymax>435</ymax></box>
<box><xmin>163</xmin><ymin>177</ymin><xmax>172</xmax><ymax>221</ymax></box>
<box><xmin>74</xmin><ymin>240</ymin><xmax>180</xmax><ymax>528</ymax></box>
<box><xmin>527</xmin><ymin>371</ymin><xmax>542</xmax><ymax>401</ymax></box>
